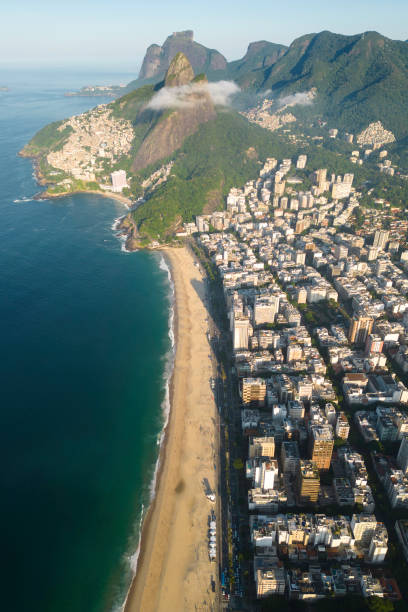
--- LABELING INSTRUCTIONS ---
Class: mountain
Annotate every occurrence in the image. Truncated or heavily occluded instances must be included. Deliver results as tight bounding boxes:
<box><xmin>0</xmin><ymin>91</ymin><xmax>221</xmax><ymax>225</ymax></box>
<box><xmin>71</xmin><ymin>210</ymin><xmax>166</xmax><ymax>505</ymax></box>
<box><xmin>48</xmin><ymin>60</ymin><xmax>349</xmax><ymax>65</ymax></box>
<box><xmin>227</xmin><ymin>41</ymin><xmax>287</xmax><ymax>82</ymax></box>
<box><xmin>21</xmin><ymin>29</ymin><xmax>408</xmax><ymax>248</ymax></box>
<box><xmin>135</xmin><ymin>30</ymin><xmax>227</xmax><ymax>84</ymax></box>
<box><xmin>130</xmin><ymin>54</ymin><xmax>216</xmax><ymax>172</ymax></box>
<box><xmin>126</xmin><ymin>30</ymin><xmax>408</xmax><ymax>139</ymax></box>
<box><xmin>240</xmin><ymin>30</ymin><xmax>408</xmax><ymax>137</ymax></box>
<box><xmin>127</xmin><ymin>31</ymin><xmax>287</xmax><ymax>90</ymax></box>
<box><xmin>122</xmin><ymin>111</ymin><xmax>294</xmax><ymax>248</ymax></box>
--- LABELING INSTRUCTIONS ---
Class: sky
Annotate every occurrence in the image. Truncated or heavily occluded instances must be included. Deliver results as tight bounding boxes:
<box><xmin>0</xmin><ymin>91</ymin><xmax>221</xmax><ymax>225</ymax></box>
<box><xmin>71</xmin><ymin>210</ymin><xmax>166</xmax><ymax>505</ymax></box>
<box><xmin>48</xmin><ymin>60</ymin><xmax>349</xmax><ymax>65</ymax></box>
<box><xmin>2</xmin><ymin>0</ymin><xmax>407</xmax><ymax>74</ymax></box>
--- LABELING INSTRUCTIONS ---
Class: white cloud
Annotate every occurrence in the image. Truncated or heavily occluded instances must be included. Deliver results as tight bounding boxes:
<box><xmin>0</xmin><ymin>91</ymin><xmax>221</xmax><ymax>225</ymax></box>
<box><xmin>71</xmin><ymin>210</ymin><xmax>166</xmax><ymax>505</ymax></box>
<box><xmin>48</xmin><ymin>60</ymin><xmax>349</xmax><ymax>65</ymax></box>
<box><xmin>146</xmin><ymin>80</ymin><xmax>240</xmax><ymax>111</ymax></box>
<box><xmin>277</xmin><ymin>91</ymin><xmax>314</xmax><ymax>108</ymax></box>
<box><xmin>207</xmin><ymin>81</ymin><xmax>240</xmax><ymax>105</ymax></box>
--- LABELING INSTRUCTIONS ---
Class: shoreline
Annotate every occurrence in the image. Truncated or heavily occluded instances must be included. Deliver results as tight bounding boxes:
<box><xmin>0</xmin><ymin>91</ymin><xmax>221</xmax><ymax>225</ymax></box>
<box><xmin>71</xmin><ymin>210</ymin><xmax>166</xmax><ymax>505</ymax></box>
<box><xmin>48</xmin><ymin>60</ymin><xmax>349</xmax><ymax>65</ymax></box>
<box><xmin>120</xmin><ymin>251</ymin><xmax>177</xmax><ymax>593</ymax></box>
<box><xmin>35</xmin><ymin>188</ymin><xmax>133</xmax><ymax>208</ymax></box>
<box><xmin>123</xmin><ymin>245</ymin><xmax>218</xmax><ymax>611</ymax></box>
<box><xmin>19</xmin><ymin>151</ymin><xmax>133</xmax><ymax>209</ymax></box>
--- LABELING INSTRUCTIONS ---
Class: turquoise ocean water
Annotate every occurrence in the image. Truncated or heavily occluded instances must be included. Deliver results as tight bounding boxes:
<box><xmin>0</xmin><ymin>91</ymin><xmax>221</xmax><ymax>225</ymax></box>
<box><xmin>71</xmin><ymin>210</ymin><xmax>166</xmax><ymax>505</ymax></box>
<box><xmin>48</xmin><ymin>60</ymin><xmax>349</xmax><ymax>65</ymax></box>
<box><xmin>0</xmin><ymin>69</ymin><xmax>172</xmax><ymax>611</ymax></box>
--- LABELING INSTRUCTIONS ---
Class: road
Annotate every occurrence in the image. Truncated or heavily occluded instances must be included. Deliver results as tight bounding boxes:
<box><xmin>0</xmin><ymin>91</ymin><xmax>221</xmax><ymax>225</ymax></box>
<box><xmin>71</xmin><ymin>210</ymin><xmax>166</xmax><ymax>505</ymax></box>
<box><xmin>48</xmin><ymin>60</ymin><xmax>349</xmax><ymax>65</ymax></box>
<box><xmin>189</xmin><ymin>242</ymin><xmax>253</xmax><ymax>610</ymax></box>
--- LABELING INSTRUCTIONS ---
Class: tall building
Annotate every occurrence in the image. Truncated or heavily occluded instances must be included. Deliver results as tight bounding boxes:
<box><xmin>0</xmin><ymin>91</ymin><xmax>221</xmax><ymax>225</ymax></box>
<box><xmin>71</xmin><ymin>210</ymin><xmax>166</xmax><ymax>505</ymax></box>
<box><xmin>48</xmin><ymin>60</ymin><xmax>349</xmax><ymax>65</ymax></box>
<box><xmin>297</xmin><ymin>287</ymin><xmax>307</xmax><ymax>304</ymax></box>
<box><xmin>242</xmin><ymin>378</ymin><xmax>267</xmax><ymax>406</ymax></box>
<box><xmin>296</xmin><ymin>155</ymin><xmax>307</xmax><ymax>169</ymax></box>
<box><xmin>274</xmin><ymin>177</ymin><xmax>286</xmax><ymax>196</ymax></box>
<box><xmin>260</xmin><ymin>460</ymin><xmax>279</xmax><ymax>490</ymax></box>
<box><xmin>111</xmin><ymin>169</ymin><xmax>127</xmax><ymax>193</ymax></box>
<box><xmin>281</xmin><ymin>441</ymin><xmax>300</xmax><ymax>474</ymax></box>
<box><xmin>334</xmin><ymin>244</ymin><xmax>348</xmax><ymax>260</ymax></box>
<box><xmin>313</xmin><ymin>168</ymin><xmax>328</xmax><ymax>193</ymax></box>
<box><xmin>331</xmin><ymin>174</ymin><xmax>354</xmax><ymax>200</ymax></box>
<box><xmin>294</xmin><ymin>251</ymin><xmax>306</xmax><ymax>265</ymax></box>
<box><xmin>348</xmin><ymin>314</ymin><xmax>374</xmax><ymax>345</ymax></box>
<box><xmin>256</xmin><ymin>567</ymin><xmax>286</xmax><ymax>597</ymax></box>
<box><xmin>397</xmin><ymin>436</ymin><xmax>408</xmax><ymax>473</ymax></box>
<box><xmin>249</xmin><ymin>437</ymin><xmax>275</xmax><ymax>459</ymax></box>
<box><xmin>286</xmin><ymin>344</ymin><xmax>303</xmax><ymax>363</ymax></box>
<box><xmin>351</xmin><ymin>514</ymin><xmax>377</xmax><ymax>544</ymax></box>
<box><xmin>309</xmin><ymin>424</ymin><xmax>334</xmax><ymax>470</ymax></box>
<box><xmin>233</xmin><ymin>316</ymin><xmax>252</xmax><ymax>349</ymax></box>
<box><xmin>373</xmin><ymin>230</ymin><xmax>389</xmax><ymax>250</ymax></box>
<box><xmin>287</xmin><ymin>400</ymin><xmax>305</xmax><ymax>419</ymax></box>
<box><xmin>365</xmin><ymin>334</ymin><xmax>384</xmax><ymax>356</ymax></box>
<box><xmin>253</xmin><ymin>296</ymin><xmax>279</xmax><ymax>326</ymax></box>
<box><xmin>296</xmin><ymin>460</ymin><xmax>320</xmax><ymax>504</ymax></box>
<box><xmin>325</xmin><ymin>403</ymin><xmax>337</xmax><ymax>426</ymax></box>
<box><xmin>367</xmin><ymin>525</ymin><xmax>388</xmax><ymax>563</ymax></box>
<box><xmin>367</xmin><ymin>246</ymin><xmax>380</xmax><ymax>261</ymax></box>
<box><xmin>196</xmin><ymin>215</ymin><xmax>210</xmax><ymax>233</ymax></box>
<box><xmin>335</xmin><ymin>412</ymin><xmax>350</xmax><ymax>440</ymax></box>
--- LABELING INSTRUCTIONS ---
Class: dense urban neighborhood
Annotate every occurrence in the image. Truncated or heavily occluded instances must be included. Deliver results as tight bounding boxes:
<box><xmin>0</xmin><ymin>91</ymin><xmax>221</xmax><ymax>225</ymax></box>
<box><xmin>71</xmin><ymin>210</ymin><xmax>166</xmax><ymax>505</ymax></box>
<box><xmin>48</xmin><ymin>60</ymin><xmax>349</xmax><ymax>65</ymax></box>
<box><xmin>187</xmin><ymin>142</ymin><xmax>408</xmax><ymax>608</ymax></box>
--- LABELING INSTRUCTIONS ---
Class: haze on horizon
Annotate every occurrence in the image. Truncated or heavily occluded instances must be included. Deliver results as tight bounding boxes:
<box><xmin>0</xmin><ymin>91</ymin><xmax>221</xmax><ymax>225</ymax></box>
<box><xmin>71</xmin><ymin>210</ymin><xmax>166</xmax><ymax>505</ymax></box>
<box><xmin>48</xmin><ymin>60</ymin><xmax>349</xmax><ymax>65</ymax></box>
<box><xmin>2</xmin><ymin>0</ymin><xmax>408</xmax><ymax>73</ymax></box>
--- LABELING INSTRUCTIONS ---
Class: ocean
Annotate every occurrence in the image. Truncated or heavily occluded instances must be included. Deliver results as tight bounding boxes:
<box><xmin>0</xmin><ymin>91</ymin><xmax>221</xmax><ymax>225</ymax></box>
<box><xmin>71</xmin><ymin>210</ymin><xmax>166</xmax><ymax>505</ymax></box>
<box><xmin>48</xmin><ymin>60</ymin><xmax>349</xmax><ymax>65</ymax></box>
<box><xmin>0</xmin><ymin>69</ymin><xmax>173</xmax><ymax>611</ymax></box>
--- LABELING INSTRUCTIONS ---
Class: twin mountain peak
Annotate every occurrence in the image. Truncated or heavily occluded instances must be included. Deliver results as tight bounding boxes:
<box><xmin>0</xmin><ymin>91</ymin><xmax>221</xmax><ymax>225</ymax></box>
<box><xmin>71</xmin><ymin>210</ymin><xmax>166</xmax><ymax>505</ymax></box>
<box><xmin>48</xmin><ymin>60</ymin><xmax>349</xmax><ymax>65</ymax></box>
<box><xmin>21</xmin><ymin>28</ymin><xmax>408</xmax><ymax>246</ymax></box>
<box><xmin>132</xmin><ymin>53</ymin><xmax>215</xmax><ymax>171</ymax></box>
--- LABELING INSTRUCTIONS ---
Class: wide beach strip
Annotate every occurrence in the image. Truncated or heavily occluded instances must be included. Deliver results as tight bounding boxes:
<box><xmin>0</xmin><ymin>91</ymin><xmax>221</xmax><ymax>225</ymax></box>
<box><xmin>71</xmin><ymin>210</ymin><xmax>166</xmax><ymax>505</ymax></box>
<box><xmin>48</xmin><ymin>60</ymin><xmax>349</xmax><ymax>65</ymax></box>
<box><xmin>124</xmin><ymin>246</ymin><xmax>218</xmax><ymax>611</ymax></box>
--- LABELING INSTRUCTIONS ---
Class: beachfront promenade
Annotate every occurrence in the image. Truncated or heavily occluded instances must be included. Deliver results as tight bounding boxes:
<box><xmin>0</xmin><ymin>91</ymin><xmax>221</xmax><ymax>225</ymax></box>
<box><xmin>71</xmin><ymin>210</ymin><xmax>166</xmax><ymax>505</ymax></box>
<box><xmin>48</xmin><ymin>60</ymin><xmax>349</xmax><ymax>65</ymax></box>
<box><xmin>124</xmin><ymin>246</ymin><xmax>219</xmax><ymax>611</ymax></box>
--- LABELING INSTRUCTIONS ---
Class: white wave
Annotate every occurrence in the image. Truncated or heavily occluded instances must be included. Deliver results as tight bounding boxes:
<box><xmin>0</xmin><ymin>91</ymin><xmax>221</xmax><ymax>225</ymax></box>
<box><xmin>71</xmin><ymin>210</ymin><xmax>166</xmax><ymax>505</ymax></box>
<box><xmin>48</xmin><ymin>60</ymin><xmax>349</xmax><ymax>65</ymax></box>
<box><xmin>111</xmin><ymin>502</ymin><xmax>146</xmax><ymax>612</ymax></box>
<box><xmin>111</xmin><ymin>214</ymin><xmax>132</xmax><ymax>253</ymax></box>
<box><xmin>159</xmin><ymin>254</ymin><xmax>176</xmax><ymax>348</ymax></box>
<box><xmin>147</xmin><ymin>256</ymin><xmax>176</xmax><ymax>502</ymax></box>
<box><xmin>116</xmin><ymin>253</ymin><xmax>176</xmax><ymax>611</ymax></box>
<box><xmin>111</xmin><ymin>215</ymin><xmax>124</xmax><ymax>231</ymax></box>
<box><xmin>120</xmin><ymin>240</ymin><xmax>130</xmax><ymax>253</ymax></box>
<box><xmin>13</xmin><ymin>197</ymin><xmax>34</xmax><ymax>203</ymax></box>
<box><xmin>128</xmin><ymin>503</ymin><xmax>145</xmax><ymax>573</ymax></box>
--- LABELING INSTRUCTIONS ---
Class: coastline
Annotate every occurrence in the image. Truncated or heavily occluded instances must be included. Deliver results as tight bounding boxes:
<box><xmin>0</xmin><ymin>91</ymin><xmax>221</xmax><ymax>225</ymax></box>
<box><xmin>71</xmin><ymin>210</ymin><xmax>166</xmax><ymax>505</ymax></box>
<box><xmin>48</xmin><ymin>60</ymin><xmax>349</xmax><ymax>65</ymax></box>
<box><xmin>19</xmin><ymin>150</ymin><xmax>133</xmax><ymax>209</ymax></box>
<box><xmin>35</xmin><ymin>188</ymin><xmax>133</xmax><ymax>208</ymax></box>
<box><xmin>123</xmin><ymin>245</ymin><xmax>218</xmax><ymax>612</ymax></box>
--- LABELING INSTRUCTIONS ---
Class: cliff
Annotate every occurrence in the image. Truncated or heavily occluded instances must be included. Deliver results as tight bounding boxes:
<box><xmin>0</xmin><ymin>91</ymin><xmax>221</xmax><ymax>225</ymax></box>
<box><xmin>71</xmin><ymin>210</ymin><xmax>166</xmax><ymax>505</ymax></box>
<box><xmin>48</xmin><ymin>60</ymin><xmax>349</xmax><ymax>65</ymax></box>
<box><xmin>131</xmin><ymin>54</ymin><xmax>216</xmax><ymax>172</ymax></box>
<box><xmin>238</xmin><ymin>30</ymin><xmax>408</xmax><ymax>137</ymax></box>
<box><xmin>138</xmin><ymin>30</ymin><xmax>227</xmax><ymax>81</ymax></box>
<box><xmin>227</xmin><ymin>41</ymin><xmax>287</xmax><ymax>81</ymax></box>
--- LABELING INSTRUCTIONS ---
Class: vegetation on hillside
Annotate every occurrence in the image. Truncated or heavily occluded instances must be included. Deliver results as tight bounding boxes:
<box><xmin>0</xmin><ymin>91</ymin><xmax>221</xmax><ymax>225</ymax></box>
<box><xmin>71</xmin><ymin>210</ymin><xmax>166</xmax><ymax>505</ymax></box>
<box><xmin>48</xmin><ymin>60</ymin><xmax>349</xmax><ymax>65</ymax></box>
<box><xmin>21</xmin><ymin>29</ymin><xmax>408</xmax><ymax>245</ymax></box>
<box><xmin>239</xmin><ymin>31</ymin><xmax>408</xmax><ymax>138</ymax></box>
<box><xmin>130</xmin><ymin>112</ymin><xmax>294</xmax><ymax>239</ymax></box>
<box><xmin>22</xmin><ymin>121</ymin><xmax>73</xmax><ymax>156</ymax></box>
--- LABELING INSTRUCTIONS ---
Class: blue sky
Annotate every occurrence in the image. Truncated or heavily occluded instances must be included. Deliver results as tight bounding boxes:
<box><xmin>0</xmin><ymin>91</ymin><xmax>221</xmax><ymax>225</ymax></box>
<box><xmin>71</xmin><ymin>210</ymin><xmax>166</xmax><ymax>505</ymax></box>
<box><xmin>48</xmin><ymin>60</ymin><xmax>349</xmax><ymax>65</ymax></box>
<box><xmin>2</xmin><ymin>0</ymin><xmax>407</xmax><ymax>72</ymax></box>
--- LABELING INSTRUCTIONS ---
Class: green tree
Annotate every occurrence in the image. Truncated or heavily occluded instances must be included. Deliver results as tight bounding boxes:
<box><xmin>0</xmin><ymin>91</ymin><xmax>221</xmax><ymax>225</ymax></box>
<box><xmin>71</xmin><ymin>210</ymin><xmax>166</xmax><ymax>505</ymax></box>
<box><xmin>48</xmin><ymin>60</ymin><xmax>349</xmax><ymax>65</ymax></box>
<box><xmin>367</xmin><ymin>597</ymin><xmax>394</xmax><ymax>612</ymax></box>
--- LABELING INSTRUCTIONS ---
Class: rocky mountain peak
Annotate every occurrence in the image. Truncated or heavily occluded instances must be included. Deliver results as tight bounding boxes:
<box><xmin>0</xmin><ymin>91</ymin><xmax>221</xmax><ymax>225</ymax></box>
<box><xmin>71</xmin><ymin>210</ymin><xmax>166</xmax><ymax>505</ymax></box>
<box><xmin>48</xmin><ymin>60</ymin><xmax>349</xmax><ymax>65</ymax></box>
<box><xmin>165</xmin><ymin>53</ymin><xmax>195</xmax><ymax>87</ymax></box>
<box><xmin>165</xmin><ymin>30</ymin><xmax>194</xmax><ymax>43</ymax></box>
<box><xmin>137</xmin><ymin>30</ymin><xmax>227</xmax><ymax>81</ymax></box>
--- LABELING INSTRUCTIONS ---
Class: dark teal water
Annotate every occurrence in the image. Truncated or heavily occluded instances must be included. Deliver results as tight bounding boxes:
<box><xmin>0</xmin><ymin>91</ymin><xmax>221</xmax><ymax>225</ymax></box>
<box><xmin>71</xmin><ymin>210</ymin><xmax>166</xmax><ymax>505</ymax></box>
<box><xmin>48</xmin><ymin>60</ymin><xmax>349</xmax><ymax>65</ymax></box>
<box><xmin>0</xmin><ymin>70</ymin><xmax>171</xmax><ymax>611</ymax></box>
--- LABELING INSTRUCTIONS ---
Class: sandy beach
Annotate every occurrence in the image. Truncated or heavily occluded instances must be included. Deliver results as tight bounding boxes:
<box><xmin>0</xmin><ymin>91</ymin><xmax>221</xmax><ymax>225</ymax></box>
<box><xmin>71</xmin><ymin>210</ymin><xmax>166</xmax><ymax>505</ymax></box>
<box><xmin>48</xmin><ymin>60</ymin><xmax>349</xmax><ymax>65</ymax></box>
<box><xmin>124</xmin><ymin>245</ymin><xmax>218</xmax><ymax>612</ymax></box>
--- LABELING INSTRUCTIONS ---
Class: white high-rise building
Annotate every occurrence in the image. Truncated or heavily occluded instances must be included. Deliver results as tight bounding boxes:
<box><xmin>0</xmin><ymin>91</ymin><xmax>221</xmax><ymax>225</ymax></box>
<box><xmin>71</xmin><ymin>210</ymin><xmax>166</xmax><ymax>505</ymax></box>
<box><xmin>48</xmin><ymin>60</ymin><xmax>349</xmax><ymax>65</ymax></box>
<box><xmin>111</xmin><ymin>170</ymin><xmax>128</xmax><ymax>193</ymax></box>
<box><xmin>367</xmin><ymin>525</ymin><xmax>388</xmax><ymax>563</ymax></box>
<box><xmin>331</xmin><ymin>174</ymin><xmax>354</xmax><ymax>200</ymax></box>
<box><xmin>233</xmin><ymin>317</ymin><xmax>252</xmax><ymax>349</ymax></box>
<box><xmin>296</xmin><ymin>155</ymin><xmax>307</xmax><ymax>169</ymax></box>
<box><xmin>253</xmin><ymin>296</ymin><xmax>279</xmax><ymax>326</ymax></box>
<box><xmin>373</xmin><ymin>230</ymin><xmax>389</xmax><ymax>250</ymax></box>
<box><xmin>351</xmin><ymin>514</ymin><xmax>377</xmax><ymax>544</ymax></box>
<box><xmin>259</xmin><ymin>460</ymin><xmax>279</xmax><ymax>490</ymax></box>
